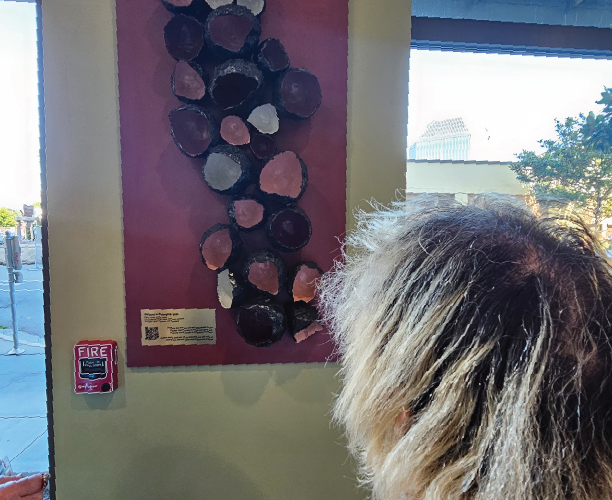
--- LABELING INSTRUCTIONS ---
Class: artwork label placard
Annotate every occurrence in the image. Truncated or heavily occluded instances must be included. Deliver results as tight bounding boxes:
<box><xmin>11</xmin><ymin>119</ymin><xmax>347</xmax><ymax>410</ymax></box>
<box><xmin>141</xmin><ymin>308</ymin><xmax>216</xmax><ymax>346</ymax></box>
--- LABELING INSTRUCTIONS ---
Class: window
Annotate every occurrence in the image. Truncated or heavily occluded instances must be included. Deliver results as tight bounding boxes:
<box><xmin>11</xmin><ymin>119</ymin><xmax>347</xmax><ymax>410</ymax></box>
<box><xmin>0</xmin><ymin>0</ymin><xmax>49</xmax><ymax>479</ymax></box>
<box><xmin>407</xmin><ymin>5</ymin><xmax>612</xmax><ymax>237</ymax></box>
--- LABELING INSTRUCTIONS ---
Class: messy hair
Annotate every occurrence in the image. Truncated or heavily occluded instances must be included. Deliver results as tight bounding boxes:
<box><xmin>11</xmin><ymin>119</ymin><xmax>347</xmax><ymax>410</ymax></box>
<box><xmin>319</xmin><ymin>196</ymin><xmax>612</xmax><ymax>500</ymax></box>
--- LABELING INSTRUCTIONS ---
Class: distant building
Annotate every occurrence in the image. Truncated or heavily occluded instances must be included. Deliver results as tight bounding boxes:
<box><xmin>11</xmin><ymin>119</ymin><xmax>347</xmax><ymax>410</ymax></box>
<box><xmin>408</xmin><ymin>118</ymin><xmax>471</xmax><ymax>161</ymax></box>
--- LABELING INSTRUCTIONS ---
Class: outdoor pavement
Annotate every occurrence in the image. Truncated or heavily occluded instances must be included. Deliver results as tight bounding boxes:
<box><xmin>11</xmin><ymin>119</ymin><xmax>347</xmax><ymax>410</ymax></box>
<box><xmin>0</xmin><ymin>264</ymin><xmax>48</xmax><ymax>474</ymax></box>
<box><xmin>0</xmin><ymin>264</ymin><xmax>45</xmax><ymax>338</ymax></box>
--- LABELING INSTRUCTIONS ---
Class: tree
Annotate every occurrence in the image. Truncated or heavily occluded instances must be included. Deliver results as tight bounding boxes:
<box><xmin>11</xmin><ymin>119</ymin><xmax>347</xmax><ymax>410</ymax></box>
<box><xmin>582</xmin><ymin>86</ymin><xmax>612</xmax><ymax>154</ymax></box>
<box><xmin>510</xmin><ymin>110</ymin><xmax>612</xmax><ymax>226</ymax></box>
<box><xmin>0</xmin><ymin>207</ymin><xmax>16</xmax><ymax>228</ymax></box>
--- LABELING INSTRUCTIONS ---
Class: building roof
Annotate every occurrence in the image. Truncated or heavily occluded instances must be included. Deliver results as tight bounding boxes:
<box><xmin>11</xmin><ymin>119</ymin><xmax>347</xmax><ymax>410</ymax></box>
<box><xmin>420</xmin><ymin>118</ymin><xmax>470</xmax><ymax>138</ymax></box>
<box><xmin>407</xmin><ymin>159</ymin><xmax>512</xmax><ymax>166</ymax></box>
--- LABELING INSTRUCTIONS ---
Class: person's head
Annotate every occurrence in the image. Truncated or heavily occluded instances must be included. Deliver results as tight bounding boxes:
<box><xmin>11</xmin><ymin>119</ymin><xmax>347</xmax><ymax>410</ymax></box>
<box><xmin>320</xmin><ymin>196</ymin><xmax>612</xmax><ymax>500</ymax></box>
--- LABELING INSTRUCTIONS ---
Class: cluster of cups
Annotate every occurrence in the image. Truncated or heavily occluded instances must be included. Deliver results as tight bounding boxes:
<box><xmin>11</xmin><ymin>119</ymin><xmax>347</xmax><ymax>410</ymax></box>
<box><xmin>162</xmin><ymin>0</ymin><xmax>325</xmax><ymax>347</ymax></box>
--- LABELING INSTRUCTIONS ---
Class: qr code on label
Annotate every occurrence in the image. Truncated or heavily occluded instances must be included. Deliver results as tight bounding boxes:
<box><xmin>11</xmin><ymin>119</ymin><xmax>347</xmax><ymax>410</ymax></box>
<box><xmin>144</xmin><ymin>327</ymin><xmax>159</xmax><ymax>341</ymax></box>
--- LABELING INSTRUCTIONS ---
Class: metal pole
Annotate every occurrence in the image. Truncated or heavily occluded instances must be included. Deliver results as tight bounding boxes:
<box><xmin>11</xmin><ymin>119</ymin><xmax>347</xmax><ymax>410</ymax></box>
<box><xmin>4</xmin><ymin>231</ymin><xmax>24</xmax><ymax>355</ymax></box>
<box><xmin>34</xmin><ymin>225</ymin><xmax>42</xmax><ymax>269</ymax></box>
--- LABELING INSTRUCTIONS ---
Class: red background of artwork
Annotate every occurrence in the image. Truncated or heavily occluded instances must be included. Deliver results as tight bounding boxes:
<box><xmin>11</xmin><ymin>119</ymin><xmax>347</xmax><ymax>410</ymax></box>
<box><xmin>117</xmin><ymin>0</ymin><xmax>348</xmax><ymax>366</ymax></box>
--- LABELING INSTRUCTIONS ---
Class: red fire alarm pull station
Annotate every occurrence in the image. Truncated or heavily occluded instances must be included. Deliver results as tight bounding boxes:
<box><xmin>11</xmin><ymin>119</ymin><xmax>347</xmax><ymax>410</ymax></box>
<box><xmin>74</xmin><ymin>340</ymin><xmax>118</xmax><ymax>394</ymax></box>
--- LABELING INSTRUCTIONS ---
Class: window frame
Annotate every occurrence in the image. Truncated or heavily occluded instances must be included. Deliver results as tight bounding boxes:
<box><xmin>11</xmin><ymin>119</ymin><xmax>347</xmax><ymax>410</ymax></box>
<box><xmin>411</xmin><ymin>16</ymin><xmax>612</xmax><ymax>59</ymax></box>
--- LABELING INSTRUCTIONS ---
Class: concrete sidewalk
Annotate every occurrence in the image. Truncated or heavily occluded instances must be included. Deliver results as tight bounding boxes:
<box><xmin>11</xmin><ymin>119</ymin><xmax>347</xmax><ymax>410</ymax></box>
<box><xmin>0</xmin><ymin>264</ymin><xmax>45</xmax><ymax>338</ymax></box>
<box><xmin>0</xmin><ymin>332</ymin><xmax>49</xmax><ymax>474</ymax></box>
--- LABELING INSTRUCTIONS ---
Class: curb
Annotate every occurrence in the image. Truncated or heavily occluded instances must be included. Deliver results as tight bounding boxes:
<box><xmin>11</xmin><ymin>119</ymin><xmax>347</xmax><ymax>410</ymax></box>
<box><xmin>0</xmin><ymin>333</ymin><xmax>44</xmax><ymax>348</ymax></box>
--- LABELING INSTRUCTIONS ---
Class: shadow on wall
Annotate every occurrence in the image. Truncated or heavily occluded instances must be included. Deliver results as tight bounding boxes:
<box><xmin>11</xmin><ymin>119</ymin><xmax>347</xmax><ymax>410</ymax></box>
<box><xmin>127</xmin><ymin>363</ymin><xmax>339</xmax><ymax>409</ymax></box>
<box><xmin>220</xmin><ymin>363</ymin><xmax>340</xmax><ymax>407</ymax></box>
<box><xmin>114</xmin><ymin>444</ymin><xmax>267</xmax><ymax>500</ymax></box>
<box><xmin>221</xmin><ymin>366</ymin><xmax>274</xmax><ymax>407</ymax></box>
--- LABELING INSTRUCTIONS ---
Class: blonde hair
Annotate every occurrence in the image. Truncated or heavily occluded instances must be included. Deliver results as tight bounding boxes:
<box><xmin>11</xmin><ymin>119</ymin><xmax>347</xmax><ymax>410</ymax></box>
<box><xmin>320</xmin><ymin>196</ymin><xmax>612</xmax><ymax>500</ymax></box>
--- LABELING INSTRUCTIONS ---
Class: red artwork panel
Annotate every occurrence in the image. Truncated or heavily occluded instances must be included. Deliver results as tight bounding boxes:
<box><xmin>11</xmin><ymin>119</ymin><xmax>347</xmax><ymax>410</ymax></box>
<box><xmin>117</xmin><ymin>0</ymin><xmax>348</xmax><ymax>366</ymax></box>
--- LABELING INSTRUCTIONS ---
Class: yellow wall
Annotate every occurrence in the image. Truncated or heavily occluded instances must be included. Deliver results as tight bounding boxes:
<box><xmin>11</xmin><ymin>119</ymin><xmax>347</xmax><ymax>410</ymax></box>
<box><xmin>347</xmin><ymin>0</ymin><xmax>412</xmax><ymax>230</ymax></box>
<box><xmin>42</xmin><ymin>0</ymin><xmax>411</xmax><ymax>498</ymax></box>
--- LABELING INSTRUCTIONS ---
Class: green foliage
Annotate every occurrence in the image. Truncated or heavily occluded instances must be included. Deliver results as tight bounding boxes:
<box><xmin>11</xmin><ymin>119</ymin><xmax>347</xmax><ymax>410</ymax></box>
<box><xmin>31</xmin><ymin>202</ymin><xmax>41</xmax><ymax>209</ymax></box>
<box><xmin>511</xmin><ymin>101</ymin><xmax>612</xmax><ymax>225</ymax></box>
<box><xmin>581</xmin><ymin>86</ymin><xmax>612</xmax><ymax>153</ymax></box>
<box><xmin>0</xmin><ymin>207</ymin><xmax>16</xmax><ymax>228</ymax></box>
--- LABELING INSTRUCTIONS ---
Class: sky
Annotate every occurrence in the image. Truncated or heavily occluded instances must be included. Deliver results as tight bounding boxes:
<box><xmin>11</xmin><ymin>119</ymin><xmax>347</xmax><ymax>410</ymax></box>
<box><xmin>0</xmin><ymin>1</ymin><xmax>39</xmax><ymax>211</ymax></box>
<box><xmin>408</xmin><ymin>49</ymin><xmax>612</xmax><ymax>162</ymax></box>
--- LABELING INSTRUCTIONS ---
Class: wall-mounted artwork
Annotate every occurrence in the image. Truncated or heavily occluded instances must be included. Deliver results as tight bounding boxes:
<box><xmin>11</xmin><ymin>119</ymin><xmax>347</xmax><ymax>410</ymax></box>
<box><xmin>117</xmin><ymin>0</ymin><xmax>348</xmax><ymax>366</ymax></box>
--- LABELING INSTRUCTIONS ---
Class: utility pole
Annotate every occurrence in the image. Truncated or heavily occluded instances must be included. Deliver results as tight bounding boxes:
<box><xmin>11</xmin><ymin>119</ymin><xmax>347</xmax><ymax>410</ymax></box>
<box><xmin>4</xmin><ymin>230</ymin><xmax>24</xmax><ymax>355</ymax></box>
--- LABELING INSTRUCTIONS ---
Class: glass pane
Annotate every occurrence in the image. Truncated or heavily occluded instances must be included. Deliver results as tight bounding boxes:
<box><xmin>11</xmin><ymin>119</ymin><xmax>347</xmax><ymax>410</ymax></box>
<box><xmin>406</xmin><ymin>48</ymin><xmax>612</xmax><ymax>240</ymax></box>
<box><xmin>0</xmin><ymin>0</ymin><xmax>48</xmax><ymax>479</ymax></box>
<box><xmin>407</xmin><ymin>49</ymin><xmax>612</xmax><ymax>162</ymax></box>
